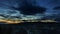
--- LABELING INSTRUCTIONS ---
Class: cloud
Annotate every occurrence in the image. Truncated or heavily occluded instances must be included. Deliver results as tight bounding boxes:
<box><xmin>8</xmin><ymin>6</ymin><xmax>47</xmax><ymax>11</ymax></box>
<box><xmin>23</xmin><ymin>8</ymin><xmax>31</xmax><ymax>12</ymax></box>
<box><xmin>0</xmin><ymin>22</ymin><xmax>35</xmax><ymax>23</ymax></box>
<box><xmin>0</xmin><ymin>0</ymin><xmax>60</xmax><ymax>20</ymax></box>
<box><xmin>19</xmin><ymin>5</ymin><xmax>46</xmax><ymax>15</ymax></box>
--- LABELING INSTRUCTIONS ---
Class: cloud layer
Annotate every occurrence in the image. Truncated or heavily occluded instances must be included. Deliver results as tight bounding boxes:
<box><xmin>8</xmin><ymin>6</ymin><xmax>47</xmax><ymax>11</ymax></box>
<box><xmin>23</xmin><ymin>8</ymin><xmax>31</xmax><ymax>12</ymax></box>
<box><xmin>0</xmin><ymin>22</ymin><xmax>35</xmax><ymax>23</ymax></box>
<box><xmin>0</xmin><ymin>0</ymin><xmax>60</xmax><ymax>20</ymax></box>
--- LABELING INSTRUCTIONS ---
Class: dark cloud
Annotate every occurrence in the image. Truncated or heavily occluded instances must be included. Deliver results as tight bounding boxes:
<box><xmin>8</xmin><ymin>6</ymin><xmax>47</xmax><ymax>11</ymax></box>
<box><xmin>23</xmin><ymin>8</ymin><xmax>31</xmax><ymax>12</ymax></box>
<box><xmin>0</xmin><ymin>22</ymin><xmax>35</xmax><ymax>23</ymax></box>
<box><xmin>53</xmin><ymin>6</ymin><xmax>60</xmax><ymax>10</ymax></box>
<box><xmin>0</xmin><ymin>0</ymin><xmax>60</xmax><ymax>20</ymax></box>
<box><xmin>20</xmin><ymin>5</ymin><xmax>46</xmax><ymax>15</ymax></box>
<box><xmin>12</xmin><ymin>3</ymin><xmax>46</xmax><ymax>15</ymax></box>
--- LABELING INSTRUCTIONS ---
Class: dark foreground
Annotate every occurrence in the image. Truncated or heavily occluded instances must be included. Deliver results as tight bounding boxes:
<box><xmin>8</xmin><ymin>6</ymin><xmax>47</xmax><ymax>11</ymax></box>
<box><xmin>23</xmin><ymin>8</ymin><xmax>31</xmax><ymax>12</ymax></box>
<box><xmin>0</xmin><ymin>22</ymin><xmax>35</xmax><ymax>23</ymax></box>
<box><xmin>0</xmin><ymin>22</ymin><xmax>60</xmax><ymax>34</ymax></box>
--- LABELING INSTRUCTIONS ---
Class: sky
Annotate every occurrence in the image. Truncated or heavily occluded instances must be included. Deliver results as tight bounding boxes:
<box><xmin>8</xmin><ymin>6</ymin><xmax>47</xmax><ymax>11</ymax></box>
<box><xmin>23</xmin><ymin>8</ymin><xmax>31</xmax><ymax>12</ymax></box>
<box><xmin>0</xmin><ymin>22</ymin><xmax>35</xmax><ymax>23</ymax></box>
<box><xmin>0</xmin><ymin>0</ymin><xmax>60</xmax><ymax>20</ymax></box>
